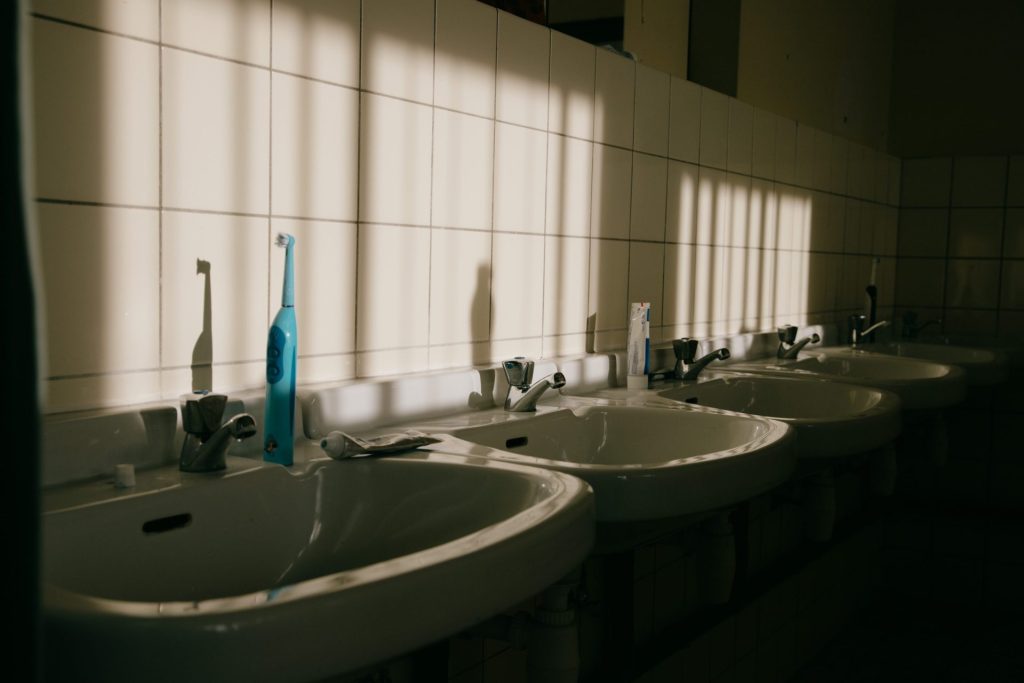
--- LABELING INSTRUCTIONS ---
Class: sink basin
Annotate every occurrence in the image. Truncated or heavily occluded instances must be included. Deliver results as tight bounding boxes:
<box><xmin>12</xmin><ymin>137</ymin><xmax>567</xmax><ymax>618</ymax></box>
<box><xmin>728</xmin><ymin>349</ymin><xmax>967</xmax><ymax>411</ymax></box>
<box><xmin>42</xmin><ymin>449</ymin><xmax>594</xmax><ymax>682</ymax></box>
<box><xmin>422</xmin><ymin>402</ymin><xmax>794</xmax><ymax>522</ymax></box>
<box><xmin>654</xmin><ymin>375</ymin><xmax>901</xmax><ymax>459</ymax></box>
<box><xmin>857</xmin><ymin>341</ymin><xmax>1009</xmax><ymax>386</ymax></box>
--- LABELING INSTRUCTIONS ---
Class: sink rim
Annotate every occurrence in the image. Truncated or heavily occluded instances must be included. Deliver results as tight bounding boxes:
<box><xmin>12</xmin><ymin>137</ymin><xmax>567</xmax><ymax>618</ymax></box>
<box><xmin>43</xmin><ymin>447</ymin><xmax>594</xmax><ymax>618</ymax></box>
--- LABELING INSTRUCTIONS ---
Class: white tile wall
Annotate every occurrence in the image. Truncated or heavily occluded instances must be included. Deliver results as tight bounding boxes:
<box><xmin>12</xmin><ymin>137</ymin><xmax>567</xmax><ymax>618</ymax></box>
<box><xmin>271</xmin><ymin>0</ymin><xmax>360</xmax><ymax>86</ymax></box>
<box><xmin>29</xmin><ymin>1</ymin><xmax>901</xmax><ymax>412</ymax></box>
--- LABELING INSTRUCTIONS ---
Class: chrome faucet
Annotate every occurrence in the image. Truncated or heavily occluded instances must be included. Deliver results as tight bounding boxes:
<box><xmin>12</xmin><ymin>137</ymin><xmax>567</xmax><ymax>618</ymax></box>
<box><xmin>901</xmin><ymin>311</ymin><xmax>942</xmax><ymax>339</ymax></box>
<box><xmin>673</xmin><ymin>338</ymin><xmax>731</xmax><ymax>380</ymax></box>
<box><xmin>851</xmin><ymin>320</ymin><xmax>889</xmax><ymax>348</ymax></box>
<box><xmin>502</xmin><ymin>358</ymin><xmax>566</xmax><ymax>412</ymax></box>
<box><xmin>179</xmin><ymin>392</ymin><xmax>257</xmax><ymax>472</ymax></box>
<box><xmin>777</xmin><ymin>325</ymin><xmax>820</xmax><ymax>359</ymax></box>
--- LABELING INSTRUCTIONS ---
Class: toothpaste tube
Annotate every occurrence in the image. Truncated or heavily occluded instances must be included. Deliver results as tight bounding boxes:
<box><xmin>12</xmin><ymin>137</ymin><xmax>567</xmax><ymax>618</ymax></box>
<box><xmin>627</xmin><ymin>302</ymin><xmax>650</xmax><ymax>384</ymax></box>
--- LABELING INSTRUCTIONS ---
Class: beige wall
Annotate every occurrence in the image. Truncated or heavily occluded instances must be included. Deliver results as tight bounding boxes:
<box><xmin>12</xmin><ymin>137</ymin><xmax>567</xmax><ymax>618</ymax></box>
<box><xmin>737</xmin><ymin>0</ymin><xmax>894</xmax><ymax>152</ymax></box>
<box><xmin>28</xmin><ymin>0</ymin><xmax>898</xmax><ymax>413</ymax></box>
<box><xmin>888</xmin><ymin>0</ymin><xmax>1024</xmax><ymax>157</ymax></box>
<box><xmin>623</xmin><ymin>0</ymin><xmax>689</xmax><ymax>78</ymax></box>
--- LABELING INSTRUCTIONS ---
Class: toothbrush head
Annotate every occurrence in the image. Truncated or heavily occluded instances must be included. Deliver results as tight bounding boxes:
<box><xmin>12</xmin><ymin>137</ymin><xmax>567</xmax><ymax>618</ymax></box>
<box><xmin>275</xmin><ymin>233</ymin><xmax>295</xmax><ymax>248</ymax></box>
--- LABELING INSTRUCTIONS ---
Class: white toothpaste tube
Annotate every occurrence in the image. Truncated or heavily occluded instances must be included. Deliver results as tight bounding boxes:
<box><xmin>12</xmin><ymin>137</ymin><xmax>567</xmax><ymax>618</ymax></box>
<box><xmin>626</xmin><ymin>302</ymin><xmax>650</xmax><ymax>388</ymax></box>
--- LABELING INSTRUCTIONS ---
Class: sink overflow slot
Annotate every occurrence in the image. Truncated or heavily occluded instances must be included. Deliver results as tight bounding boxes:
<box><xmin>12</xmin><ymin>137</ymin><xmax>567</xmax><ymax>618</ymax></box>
<box><xmin>142</xmin><ymin>513</ymin><xmax>193</xmax><ymax>535</ymax></box>
<box><xmin>684</xmin><ymin>397</ymin><xmax>699</xmax><ymax>404</ymax></box>
<box><xmin>505</xmin><ymin>436</ymin><xmax>529</xmax><ymax>449</ymax></box>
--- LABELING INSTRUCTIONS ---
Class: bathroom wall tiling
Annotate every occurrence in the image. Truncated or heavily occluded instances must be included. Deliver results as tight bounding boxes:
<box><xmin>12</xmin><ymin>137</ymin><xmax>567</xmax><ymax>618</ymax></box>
<box><xmin>29</xmin><ymin>0</ymin><xmax>900</xmax><ymax>412</ymax></box>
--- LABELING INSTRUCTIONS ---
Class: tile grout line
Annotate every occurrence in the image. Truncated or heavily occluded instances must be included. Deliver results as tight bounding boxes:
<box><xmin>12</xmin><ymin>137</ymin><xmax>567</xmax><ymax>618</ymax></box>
<box><xmin>157</xmin><ymin>0</ymin><xmax>163</xmax><ymax>388</ymax></box>
<box><xmin>353</xmin><ymin>0</ymin><xmax>364</xmax><ymax>369</ymax></box>
<box><xmin>425</xmin><ymin>0</ymin><xmax>437</xmax><ymax>362</ymax></box>
<box><xmin>488</xmin><ymin>5</ymin><xmax>499</xmax><ymax>358</ymax></box>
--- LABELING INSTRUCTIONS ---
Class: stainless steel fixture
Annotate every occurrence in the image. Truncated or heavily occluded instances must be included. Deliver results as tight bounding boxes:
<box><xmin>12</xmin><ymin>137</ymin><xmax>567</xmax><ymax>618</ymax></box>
<box><xmin>673</xmin><ymin>338</ymin><xmax>731</xmax><ymax>380</ymax></box>
<box><xmin>777</xmin><ymin>324</ymin><xmax>821</xmax><ymax>359</ymax></box>
<box><xmin>502</xmin><ymin>358</ymin><xmax>566</xmax><ymax>412</ymax></box>
<box><xmin>179</xmin><ymin>392</ymin><xmax>257</xmax><ymax>472</ymax></box>
<box><xmin>901</xmin><ymin>311</ymin><xmax>942</xmax><ymax>339</ymax></box>
<box><xmin>850</xmin><ymin>320</ymin><xmax>890</xmax><ymax>348</ymax></box>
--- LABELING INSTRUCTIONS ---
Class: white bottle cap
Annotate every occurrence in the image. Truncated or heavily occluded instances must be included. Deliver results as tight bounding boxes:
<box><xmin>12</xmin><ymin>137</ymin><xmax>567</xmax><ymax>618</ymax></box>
<box><xmin>626</xmin><ymin>374</ymin><xmax>649</xmax><ymax>390</ymax></box>
<box><xmin>114</xmin><ymin>463</ymin><xmax>136</xmax><ymax>489</ymax></box>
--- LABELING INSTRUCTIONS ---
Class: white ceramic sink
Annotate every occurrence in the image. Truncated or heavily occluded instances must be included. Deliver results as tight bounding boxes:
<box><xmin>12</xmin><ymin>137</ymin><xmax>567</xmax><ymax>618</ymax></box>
<box><xmin>653</xmin><ymin>375</ymin><xmax>901</xmax><ymax>459</ymax></box>
<box><xmin>728</xmin><ymin>349</ymin><xmax>967</xmax><ymax>411</ymax></box>
<box><xmin>421</xmin><ymin>402</ymin><xmax>794</xmax><ymax>522</ymax></box>
<box><xmin>42</xmin><ymin>448</ymin><xmax>594</xmax><ymax>682</ymax></box>
<box><xmin>859</xmin><ymin>341</ymin><xmax>1009</xmax><ymax>386</ymax></box>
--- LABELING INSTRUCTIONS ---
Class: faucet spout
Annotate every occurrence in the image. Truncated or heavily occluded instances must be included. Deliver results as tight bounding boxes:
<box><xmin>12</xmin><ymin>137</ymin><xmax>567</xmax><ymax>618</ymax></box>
<box><xmin>179</xmin><ymin>393</ymin><xmax>257</xmax><ymax>472</ymax></box>
<box><xmin>851</xmin><ymin>320</ymin><xmax>889</xmax><ymax>348</ymax></box>
<box><xmin>502</xmin><ymin>358</ymin><xmax>566</xmax><ymax>412</ymax></box>
<box><xmin>672</xmin><ymin>339</ymin><xmax>731</xmax><ymax>380</ymax></box>
<box><xmin>778</xmin><ymin>333</ymin><xmax>821</xmax><ymax>359</ymax></box>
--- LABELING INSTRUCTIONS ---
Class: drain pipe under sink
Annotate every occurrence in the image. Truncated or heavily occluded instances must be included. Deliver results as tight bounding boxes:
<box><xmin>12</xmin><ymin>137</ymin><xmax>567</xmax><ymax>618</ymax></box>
<box><xmin>463</xmin><ymin>571</ymin><xmax>581</xmax><ymax>683</ymax></box>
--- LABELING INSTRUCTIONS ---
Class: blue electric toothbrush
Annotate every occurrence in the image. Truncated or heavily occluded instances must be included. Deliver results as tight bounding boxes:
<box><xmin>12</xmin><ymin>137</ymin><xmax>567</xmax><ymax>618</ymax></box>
<box><xmin>264</xmin><ymin>233</ymin><xmax>297</xmax><ymax>465</ymax></box>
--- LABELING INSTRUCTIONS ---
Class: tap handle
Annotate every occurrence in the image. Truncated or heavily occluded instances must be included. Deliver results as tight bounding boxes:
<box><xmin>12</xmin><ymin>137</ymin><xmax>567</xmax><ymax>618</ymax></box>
<box><xmin>180</xmin><ymin>392</ymin><xmax>227</xmax><ymax>437</ymax></box>
<box><xmin>502</xmin><ymin>357</ymin><xmax>535</xmax><ymax>389</ymax></box>
<box><xmin>777</xmin><ymin>325</ymin><xmax>798</xmax><ymax>344</ymax></box>
<box><xmin>673</xmin><ymin>338</ymin><xmax>699</xmax><ymax>364</ymax></box>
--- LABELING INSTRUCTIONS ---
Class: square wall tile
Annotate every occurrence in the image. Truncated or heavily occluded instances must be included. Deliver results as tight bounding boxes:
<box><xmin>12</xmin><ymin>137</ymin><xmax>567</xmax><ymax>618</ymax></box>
<box><xmin>269</xmin><ymin>218</ymin><xmax>356</xmax><ymax>356</ymax></box>
<box><xmin>774</xmin><ymin>117</ymin><xmax>797</xmax><ymax>185</ymax></box>
<box><xmin>493</xmin><ymin>122</ymin><xmax>547</xmax><ymax>233</ymax></box>
<box><xmin>898</xmin><ymin>209</ymin><xmax>947</xmax><ymax>258</ymax></box>
<box><xmin>429</xmin><ymin>229</ymin><xmax>492</xmax><ymax>345</ymax></box>
<box><xmin>361</xmin><ymin>0</ymin><xmax>434</xmax><ymax>103</ymax></box>
<box><xmin>594</xmin><ymin>48</ymin><xmax>635</xmax><ymax>148</ymax></box>
<box><xmin>727</xmin><ymin>173</ymin><xmax>752</xmax><ymax>247</ymax></box>
<box><xmin>634</xmin><ymin>64</ymin><xmax>670</xmax><ymax>156</ymax></box>
<box><xmin>830</xmin><ymin>137</ymin><xmax>848</xmax><ymax>195</ymax></box>
<box><xmin>873</xmin><ymin>150</ymin><xmax>890</xmax><ymax>203</ymax></box>
<box><xmin>1005</xmin><ymin>209</ymin><xmax>1024</xmax><ymax>258</ymax></box>
<box><xmin>38</xmin><ymin>204</ymin><xmax>159</xmax><ymax>376</ymax></box>
<box><xmin>33</xmin><ymin>20</ymin><xmax>158</xmax><ymax>206</ymax></box>
<box><xmin>630</xmin><ymin>153</ymin><xmax>668</xmax><ymax>242</ymax></box>
<box><xmin>47</xmin><ymin>372</ymin><xmax>162</xmax><ymax>414</ymax></box>
<box><xmin>357</xmin><ymin>224</ymin><xmax>430</xmax><ymax>350</ymax></box>
<box><xmin>629</xmin><ymin>243</ymin><xmax>665</xmax><ymax>325</ymax></box>
<box><xmin>546</xmin><ymin>134</ymin><xmax>593</xmax><ymax>237</ymax></box>
<box><xmin>491</xmin><ymin>232</ymin><xmax>544</xmax><ymax>340</ymax></box>
<box><xmin>592</xmin><ymin>144</ymin><xmax>632</xmax><ymax>240</ymax></box>
<box><xmin>664</xmin><ymin>244</ymin><xmax>719</xmax><ymax>326</ymax></box>
<box><xmin>944</xmin><ymin>309</ymin><xmax>997</xmax><ymax>338</ymax></box>
<box><xmin>669</xmin><ymin>76</ymin><xmax>701</xmax><ymax>163</ymax></box>
<box><xmin>751</xmin><ymin>109</ymin><xmax>775</xmax><ymax>180</ymax></box>
<box><xmin>952</xmin><ymin>156</ymin><xmax>1007</xmax><ymax>207</ymax></box>
<box><xmin>795</xmin><ymin>124</ymin><xmax>815</xmax><ymax>188</ymax></box>
<box><xmin>544</xmin><ymin>236</ymin><xmax>590</xmax><ymax>336</ymax></box>
<box><xmin>750</xmin><ymin>178</ymin><xmax>779</xmax><ymax>250</ymax></box>
<box><xmin>271</xmin><ymin>0</ymin><xmax>359</xmax><ymax>86</ymax></box>
<box><xmin>496</xmin><ymin>12</ymin><xmax>549</xmax><ymax>129</ymax></box>
<box><xmin>359</xmin><ymin>93</ymin><xmax>432</xmax><ymax>225</ymax></box>
<box><xmin>666</xmin><ymin>160</ymin><xmax>699</xmax><ymax>243</ymax></box>
<box><xmin>163</xmin><ymin>48</ymin><xmax>269</xmax><ymax>214</ymax></box>
<box><xmin>356</xmin><ymin>347</ymin><xmax>429</xmax><ymax>378</ymax></box>
<box><xmin>272</xmin><ymin>73</ymin><xmax>358</xmax><ymax>221</ymax></box>
<box><xmin>812</xmin><ymin>129</ymin><xmax>832</xmax><ymax>191</ymax></box>
<box><xmin>949</xmin><ymin>209</ymin><xmax>1003</xmax><ymax>258</ymax></box>
<box><xmin>726</xmin><ymin>98</ymin><xmax>753</xmax><ymax>175</ymax></box>
<box><xmin>162</xmin><ymin>0</ymin><xmax>270</xmax><ymax>66</ymax></box>
<box><xmin>846</xmin><ymin>143</ymin><xmax>867</xmax><ymax>200</ymax></box>
<box><xmin>589</xmin><ymin>239</ymin><xmax>629</xmax><ymax>331</ymax></box>
<box><xmin>33</xmin><ymin>0</ymin><xmax>159</xmax><ymax>39</ymax></box>
<box><xmin>435</xmin><ymin>0</ymin><xmax>496</xmax><ymax>117</ymax></box>
<box><xmin>699</xmin><ymin>88</ymin><xmax>728</xmax><ymax>170</ymax></box>
<box><xmin>1008</xmin><ymin>156</ymin><xmax>1024</xmax><ymax>206</ymax></box>
<box><xmin>895</xmin><ymin>258</ymin><xmax>945</xmax><ymax>308</ymax></box>
<box><xmin>161</xmin><ymin>211</ymin><xmax>268</xmax><ymax>368</ymax></box>
<box><xmin>888</xmin><ymin>156</ymin><xmax>902</xmax><ymax>206</ymax></box>
<box><xmin>946</xmin><ymin>259</ymin><xmax>1000</xmax><ymax>308</ymax></box>
<box><xmin>901</xmin><ymin>158</ymin><xmax>952</xmax><ymax>207</ymax></box>
<box><xmin>1001</xmin><ymin>260</ymin><xmax>1024</xmax><ymax>309</ymax></box>
<box><xmin>696</xmin><ymin>167</ymin><xmax>730</xmax><ymax>245</ymax></box>
<box><xmin>548</xmin><ymin>31</ymin><xmax>595</xmax><ymax>139</ymax></box>
<box><xmin>432</xmin><ymin>109</ymin><xmax>494</xmax><ymax>229</ymax></box>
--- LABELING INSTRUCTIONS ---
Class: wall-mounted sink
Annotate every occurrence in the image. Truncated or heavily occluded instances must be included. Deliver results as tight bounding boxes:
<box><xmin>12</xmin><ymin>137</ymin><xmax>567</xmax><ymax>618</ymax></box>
<box><xmin>857</xmin><ymin>341</ymin><xmax>1009</xmax><ymax>386</ymax></box>
<box><xmin>420</xmin><ymin>402</ymin><xmax>794</xmax><ymax>523</ymax></box>
<box><xmin>727</xmin><ymin>350</ymin><xmax>967</xmax><ymax>411</ymax></box>
<box><xmin>653</xmin><ymin>375</ymin><xmax>902</xmax><ymax>459</ymax></box>
<box><xmin>43</xmin><ymin>448</ymin><xmax>594</xmax><ymax>682</ymax></box>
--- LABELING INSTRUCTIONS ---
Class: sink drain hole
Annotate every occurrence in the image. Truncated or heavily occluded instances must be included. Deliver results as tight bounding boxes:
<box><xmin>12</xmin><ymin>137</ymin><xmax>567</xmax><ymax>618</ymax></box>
<box><xmin>505</xmin><ymin>436</ymin><xmax>529</xmax><ymax>449</ymax></box>
<box><xmin>142</xmin><ymin>513</ymin><xmax>192</xmax><ymax>534</ymax></box>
